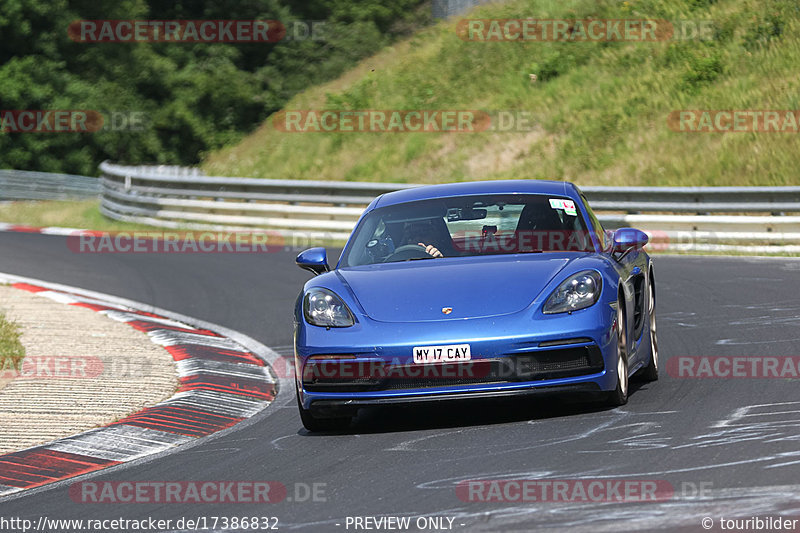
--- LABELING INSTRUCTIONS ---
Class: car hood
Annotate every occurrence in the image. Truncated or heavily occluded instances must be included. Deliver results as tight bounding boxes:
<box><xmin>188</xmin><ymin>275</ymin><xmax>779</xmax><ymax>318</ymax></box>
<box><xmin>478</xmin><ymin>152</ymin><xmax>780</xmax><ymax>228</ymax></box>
<box><xmin>337</xmin><ymin>255</ymin><xmax>571</xmax><ymax>323</ymax></box>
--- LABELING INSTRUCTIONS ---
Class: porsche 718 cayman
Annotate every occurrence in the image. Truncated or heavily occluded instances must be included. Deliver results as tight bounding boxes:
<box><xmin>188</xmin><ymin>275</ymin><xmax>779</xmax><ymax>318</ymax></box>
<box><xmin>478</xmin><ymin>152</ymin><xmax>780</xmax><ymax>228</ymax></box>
<box><xmin>293</xmin><ymin>180</ymin><xmax>658</xmax><ymax>431</ymax></box>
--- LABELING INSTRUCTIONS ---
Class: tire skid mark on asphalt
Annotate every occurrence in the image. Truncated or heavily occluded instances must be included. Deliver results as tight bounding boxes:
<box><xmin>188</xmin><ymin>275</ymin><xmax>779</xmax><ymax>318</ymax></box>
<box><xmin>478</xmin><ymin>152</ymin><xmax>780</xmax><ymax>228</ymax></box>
<box><xmin>401</xmin><ymin>410</ymin><xmax>632</xmax><ymax>466</ymax></box>
<box><xmin>306</xmin><ymin>484</ymin><xmax>799</xmax><ymax>533</ymax></box>
<box><xmin>663</xmin><ymin>401</ymin><xmax>800</xmax><ymax>452</ymax></box>
<box><xmin>716</xmin><ymin>336</ymin><xmax>800</xmax><ymax>345</ymax></box>
<box><xmin>0</xmin><ymin>280</ymin><xmax>276</xmax><ymax>497</ymax></box>
<box><xmin>411</xmin><ymin>402</ymin><xmax>798</xmax><ymax>491</ymax></box>
<box><xmin>243</xmin><ymin>484</ymin><xmax>800</xmax><ymax>533</ymax></box>
<box><xmin>501</xmin><ymin>402</ymin><xmax>800</xmax><ymax>469</ymax></box>
<box><xmin>416</xmin><ymin>470</ymin><xmax>554</xmax><ymax>490</ymax></box>
<box><xmin>661</xmin><ymin>300</ymin><xmax>800</xmax><ymax>345</ymax></box>
<box><xmin>765</xmin><ymin>450</ymin><xmax>800</xmax><ymax>468</ymax></box>
<box><xmin>546</xmin><ymin>403</ymin><xmax>800</xmax><ymax>476</ymax></box>
<box><xmin>385</xmin><ymin>428</ymin><xmax>468</xmax><ymax>452</ymax></box>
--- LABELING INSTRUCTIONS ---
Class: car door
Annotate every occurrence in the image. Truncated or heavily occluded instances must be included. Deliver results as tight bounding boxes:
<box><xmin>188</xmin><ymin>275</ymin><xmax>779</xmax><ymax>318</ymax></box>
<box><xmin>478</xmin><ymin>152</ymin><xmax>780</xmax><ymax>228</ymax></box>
<box><xmin>579</xmin><ymin>192</ymin><xmax>649</xmax><ymax>366</ymax></box>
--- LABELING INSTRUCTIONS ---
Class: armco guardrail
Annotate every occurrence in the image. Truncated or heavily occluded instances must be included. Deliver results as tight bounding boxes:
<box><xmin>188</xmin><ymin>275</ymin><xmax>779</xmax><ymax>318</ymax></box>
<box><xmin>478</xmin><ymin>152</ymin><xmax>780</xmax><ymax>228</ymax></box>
<box><xmin>96</xmin><ymin>161</ymin><xmax>800</xmax><ymax>253</ymax></box>
<box><xmin>0</xmin><ymin>169</ymin><xmax>100</xmax><ymax>201</ymax></box>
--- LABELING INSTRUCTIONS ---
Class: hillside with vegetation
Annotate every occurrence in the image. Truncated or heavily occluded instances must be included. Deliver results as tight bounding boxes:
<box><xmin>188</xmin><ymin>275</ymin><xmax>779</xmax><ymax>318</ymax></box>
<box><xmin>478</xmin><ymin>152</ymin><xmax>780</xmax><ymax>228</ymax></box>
<box><xmin>204</xmin><ymin>0</ymin><xmax>799</xmax><ymax>186</ymax></box>
<box><xmin>0</xmin><ymin>0</ymin><xmax>429</xmax><ymax>175</ymax></box>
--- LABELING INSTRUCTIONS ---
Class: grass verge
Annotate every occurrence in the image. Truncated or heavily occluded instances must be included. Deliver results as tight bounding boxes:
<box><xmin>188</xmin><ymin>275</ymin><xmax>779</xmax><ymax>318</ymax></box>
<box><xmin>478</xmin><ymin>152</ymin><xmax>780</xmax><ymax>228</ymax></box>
<box><xmin>0</xmin><ymin>310</ymin><xmax>25</xmax><ymax>377</ymax></box>
<box><xmin>0</xmin><ymin>200</ymin><xmax>159</xmax><ymax>232</ymax></box>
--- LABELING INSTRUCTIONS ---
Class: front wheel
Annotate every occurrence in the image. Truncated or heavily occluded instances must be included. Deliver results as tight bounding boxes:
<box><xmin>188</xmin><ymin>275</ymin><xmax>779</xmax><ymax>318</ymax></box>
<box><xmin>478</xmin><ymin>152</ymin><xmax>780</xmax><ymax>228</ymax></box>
<box><xmin>637</xmin><ymin>279</ymin><xmax>659</xmax><ymax>382</ymax></box>
<box><xmin>606</xmin><ymin>299</ymin><xmax>629</xmax><ymax>407</ymax></box>
<box><xmin>296</xmin><ymin>384</ymin><xmax>351</xmax><ymax>432</ymax></box>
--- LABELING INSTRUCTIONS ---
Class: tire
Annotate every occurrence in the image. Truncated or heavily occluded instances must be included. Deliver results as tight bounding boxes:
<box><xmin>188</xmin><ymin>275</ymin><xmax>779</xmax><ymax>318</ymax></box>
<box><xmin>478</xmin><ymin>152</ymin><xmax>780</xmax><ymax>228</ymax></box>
<box><xmin>296</xmin><ymin>383</ymin><xmax>351</xmax><ymax>432</ymax></box>
<box><xmin>606</xmin><ymin>298</ymin><xmax>629</xmax><ymax>407</ymax></box>
<box><xmin>637</xmin><ymin>279</ymin><xmax>659</xmax><ymax>382</ymax></box>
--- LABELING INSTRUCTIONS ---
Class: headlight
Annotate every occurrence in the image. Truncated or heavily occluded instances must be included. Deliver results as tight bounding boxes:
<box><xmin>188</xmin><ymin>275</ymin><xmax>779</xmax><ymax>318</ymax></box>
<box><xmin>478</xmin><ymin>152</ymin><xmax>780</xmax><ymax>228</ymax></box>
<box><xmin>543</xmin><ymin>270</ymin><xmax>602</xmax><ymax>314</ymax></box>
<box><xmin>303</xmin><ymin>288</ymin><xmax>355</xmax><ymax>327</ymax></box>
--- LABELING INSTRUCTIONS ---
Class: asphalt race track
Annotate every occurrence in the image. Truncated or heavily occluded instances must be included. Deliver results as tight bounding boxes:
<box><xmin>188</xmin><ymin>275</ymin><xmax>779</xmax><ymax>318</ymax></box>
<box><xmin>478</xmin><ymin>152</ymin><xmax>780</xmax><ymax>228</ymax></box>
<box><xmin>1</xmin><ymin>231</ymin><xmax>799</xmax><ymax>532</ymax></box>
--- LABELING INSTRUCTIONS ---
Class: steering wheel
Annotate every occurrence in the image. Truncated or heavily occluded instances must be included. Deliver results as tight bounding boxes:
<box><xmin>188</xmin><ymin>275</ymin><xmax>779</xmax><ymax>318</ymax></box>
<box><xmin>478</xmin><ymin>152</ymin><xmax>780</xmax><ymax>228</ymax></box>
<box><xmin>383</xmin><ymin>244</ymin><xmax>432</xmax><ymax>262</ymax></box>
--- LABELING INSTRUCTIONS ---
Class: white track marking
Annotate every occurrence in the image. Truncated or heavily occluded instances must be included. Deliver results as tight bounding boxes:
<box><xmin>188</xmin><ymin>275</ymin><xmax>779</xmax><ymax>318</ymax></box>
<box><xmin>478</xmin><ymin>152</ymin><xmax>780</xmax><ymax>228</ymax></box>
<box><xmin>176</xmin><ymin>359</ymin><xmax>274</xmax><ymax>381</ymax></box>
<box><xmin>101</xmin><ymin>310</ymin><xmax>195</xmax><ymax>329</ymax></box>
<box><xmin>155</xmin><ymin>390</ymin><xmax>266</xmax><ymax>418</ymax></box>
<box><xmin>0</xmin><ymin>485</ymin><xmax>22</xmax><ymax>496</ymax></box>
<box><xmin>0</xmin><ymin>271</ymin><xmax>285</xmax><ymax>502</ymax></box>
<box><xmin>36</xmin><ymin>290</ymin><xmax>131</xmax><ymax>310</ymax></box>
<box><xmin>148</xmin><ymin>329</ymin><xmax>244</xmax><ymax>350</ymax></box>
<box><xmin>39</xmin><ymin>227</ymin><xmax>87</xmax><ymax>236</ymax></box>
<box><xmin>45</xmin><ymin>426</ymin><xmax>194</xmax><ymax>462</ymax></box>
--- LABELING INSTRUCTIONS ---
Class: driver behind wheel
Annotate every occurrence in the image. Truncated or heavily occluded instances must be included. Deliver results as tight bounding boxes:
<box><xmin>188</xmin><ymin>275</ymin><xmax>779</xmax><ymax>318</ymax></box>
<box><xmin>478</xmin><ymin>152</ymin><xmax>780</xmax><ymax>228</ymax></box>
<box><xmin>400</xmin><ymin>221</ymin><xmax>444</xmax><ymax>258</ymax></box>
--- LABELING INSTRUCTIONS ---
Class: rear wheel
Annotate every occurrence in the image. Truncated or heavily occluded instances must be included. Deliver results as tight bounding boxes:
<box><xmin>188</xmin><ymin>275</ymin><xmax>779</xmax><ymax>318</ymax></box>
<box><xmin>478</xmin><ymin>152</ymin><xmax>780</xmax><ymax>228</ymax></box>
<box><xmin>296</xmin><ymin>383</ymin><xmax>351</xmax><ymax>432</ymax></box>
<box><xmin>606</xmin><ymin>299</ymin><xmax>629</xmax><ymax>406</ymax></box>
<box><xmin>638</xmin><ymin>279</ymin><xmax>659</xmax><ymax>382</ymax></box>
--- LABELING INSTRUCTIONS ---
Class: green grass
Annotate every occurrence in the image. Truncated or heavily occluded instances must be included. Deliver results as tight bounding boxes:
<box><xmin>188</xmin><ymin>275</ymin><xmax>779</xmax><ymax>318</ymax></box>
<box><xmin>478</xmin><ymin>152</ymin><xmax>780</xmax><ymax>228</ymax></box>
<box><xmin>0</xmin><ymin>199</ymin><xmax>310</xmax><ymax>248</ymax></box>
<box><xmin>0</xmin><ymin>200</ymin><xmax>157</xmax><ymax>232</ymax></box>
<box><xmin>203</xmin><ymin>0</ymin><xmax>800</xmax><ymax>187</ymax></box>
<box><xmin>0</xmin><ymin>310</ymin><xmax>25</xmax><ymax>377</ymax></box>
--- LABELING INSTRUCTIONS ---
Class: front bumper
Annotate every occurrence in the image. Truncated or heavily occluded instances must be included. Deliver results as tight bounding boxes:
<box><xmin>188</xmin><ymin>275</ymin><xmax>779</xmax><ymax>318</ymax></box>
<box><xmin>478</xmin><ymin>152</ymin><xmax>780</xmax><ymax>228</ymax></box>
<box><xmin>295</xmin><ymin>301</ymin><xmax>618</xmax><ymax>411</ymax></box>
<box><xmin>308</xmin><ymin>382</ymin><xmax>602</xmax><ymax>417</ymax></box>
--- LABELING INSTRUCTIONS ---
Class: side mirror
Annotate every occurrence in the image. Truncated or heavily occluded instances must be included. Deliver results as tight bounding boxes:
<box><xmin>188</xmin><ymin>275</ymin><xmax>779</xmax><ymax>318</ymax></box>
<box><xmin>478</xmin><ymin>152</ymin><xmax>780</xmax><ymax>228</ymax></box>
<box><xmin>612</xmin><ymin>228</ymin><xmax>649</xmax><ymax>254</ymax></box>
<box><xmin>296</xmin><ymin>247</ymin><xmax>330</xmax><ymax>276</ymax></box>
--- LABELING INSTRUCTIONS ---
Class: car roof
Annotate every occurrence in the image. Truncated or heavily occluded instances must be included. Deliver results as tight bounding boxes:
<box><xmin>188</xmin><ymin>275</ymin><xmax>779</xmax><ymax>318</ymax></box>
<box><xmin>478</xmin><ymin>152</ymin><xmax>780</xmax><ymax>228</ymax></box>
<box><xmin>372</xmin><ymin>179</ymin><xmax>579</xmax><ymax>209</ymax></box>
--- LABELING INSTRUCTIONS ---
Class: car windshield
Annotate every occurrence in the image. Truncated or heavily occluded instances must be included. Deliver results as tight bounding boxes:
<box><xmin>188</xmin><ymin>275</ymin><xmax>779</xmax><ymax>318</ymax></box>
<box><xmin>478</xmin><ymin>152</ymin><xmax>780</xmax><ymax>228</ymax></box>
<box><xmin>342</xmin><ymin>194</ymin><xmax>595</xmax><ymax>267</ymax></box>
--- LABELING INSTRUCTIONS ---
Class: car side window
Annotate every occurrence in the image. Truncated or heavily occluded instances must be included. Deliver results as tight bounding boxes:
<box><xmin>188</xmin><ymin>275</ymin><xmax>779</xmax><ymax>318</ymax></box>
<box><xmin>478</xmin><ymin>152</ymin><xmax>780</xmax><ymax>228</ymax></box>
<box><xmin>580</xmin><ymin>193</ymin><xmax>611</xmax><ymax>251</ymax></box>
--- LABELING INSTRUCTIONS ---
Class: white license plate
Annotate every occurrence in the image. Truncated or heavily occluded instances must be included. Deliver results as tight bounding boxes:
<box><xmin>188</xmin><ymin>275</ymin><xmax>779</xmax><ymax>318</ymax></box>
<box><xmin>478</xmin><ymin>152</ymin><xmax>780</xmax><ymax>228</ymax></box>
<box><xmin>413</xmin><ymin>344</ymin><xmax>471</xmax><ymax>364</ymax></box>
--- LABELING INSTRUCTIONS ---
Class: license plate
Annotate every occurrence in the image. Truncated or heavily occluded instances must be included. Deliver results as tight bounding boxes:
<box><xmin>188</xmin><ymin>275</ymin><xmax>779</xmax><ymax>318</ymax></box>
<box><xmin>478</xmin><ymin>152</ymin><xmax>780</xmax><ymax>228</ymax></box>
<box><xmin>413</xmin><ymin>344</ymin><xmax>471</xmax><ymax>364</ymax></box>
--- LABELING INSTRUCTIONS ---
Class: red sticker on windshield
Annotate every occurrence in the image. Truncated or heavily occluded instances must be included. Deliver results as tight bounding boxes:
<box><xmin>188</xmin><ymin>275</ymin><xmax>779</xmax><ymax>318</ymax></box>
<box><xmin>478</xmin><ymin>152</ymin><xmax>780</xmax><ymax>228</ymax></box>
<box><xmin>549</xmin><ymin>198</ymin><xmax>577</xmax><ymax>216</ymax></box>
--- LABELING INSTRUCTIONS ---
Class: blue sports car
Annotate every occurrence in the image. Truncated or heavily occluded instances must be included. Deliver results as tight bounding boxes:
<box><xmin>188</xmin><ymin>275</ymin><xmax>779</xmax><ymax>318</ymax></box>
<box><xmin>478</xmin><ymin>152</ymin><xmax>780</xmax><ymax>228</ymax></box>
<box><xmin>293</xmin><ymin>180</ymin><xmax>658</xmax><ymax>431</ymax></box>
